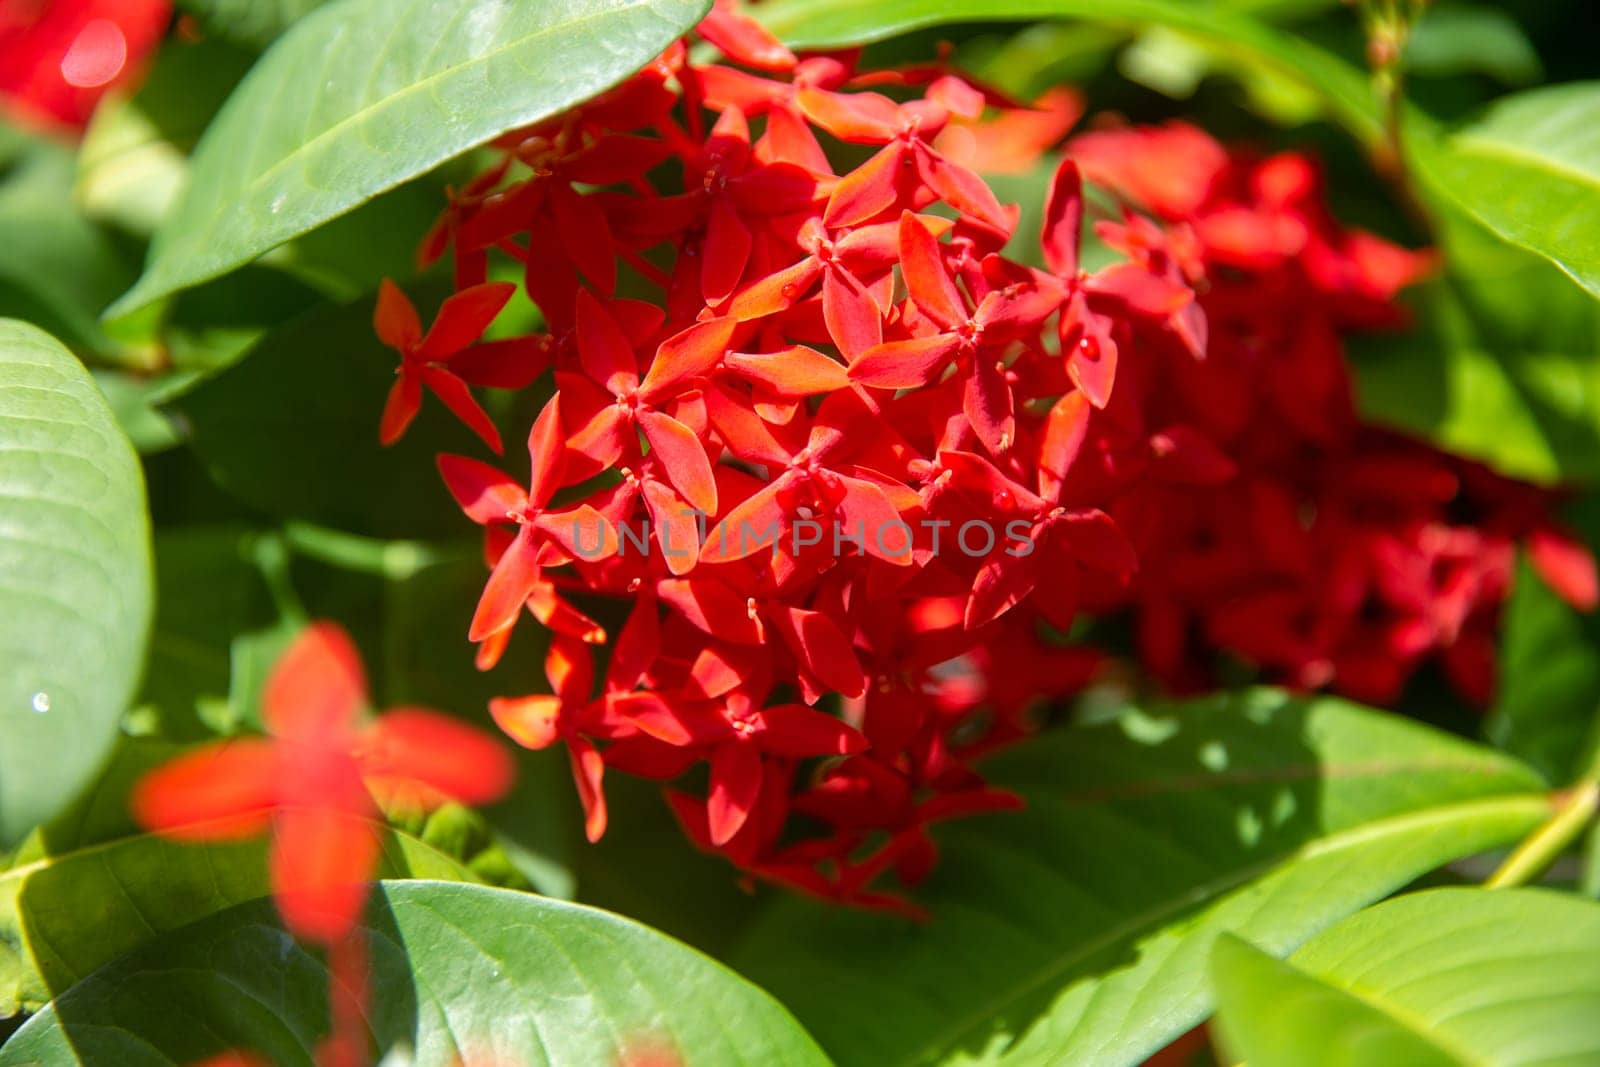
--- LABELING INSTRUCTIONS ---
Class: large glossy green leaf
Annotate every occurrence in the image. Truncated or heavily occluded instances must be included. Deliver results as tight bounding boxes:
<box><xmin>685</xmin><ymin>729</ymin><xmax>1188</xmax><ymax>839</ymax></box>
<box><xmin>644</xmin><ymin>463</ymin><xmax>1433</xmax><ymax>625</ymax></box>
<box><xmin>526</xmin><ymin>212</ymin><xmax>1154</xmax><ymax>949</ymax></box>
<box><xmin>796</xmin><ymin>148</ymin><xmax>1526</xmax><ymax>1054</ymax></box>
<box><xmin>754</xmin><ymin>0</ymin><xmax>1380</xmax><ymax>145</ymax></box>
<box><xmin>0</xmin><ymin>322</ymin><xmax>152</xmax><ymax>847</ymax></box>
<box><xmin>1431</xmin><ymin>83</ymin><xmax>1600</xmax><ymax>301</ymax></box>
<box><xmin>111</xmin><ymin>0</ymin><xmax>712</xmax><ymax>315</ymax></box>
<box><xmin>2</xmin><ymin>880</ymin><xmax>832</xmax><ymax>1066</ymax></box>
<box><xmin>1210</xmin><ymin>888</ymin><xmax>1600</xmax><ymax>1067</ymax></box>
<box><xmin>730</xmin><ymin>690</ymin><xmax>1549</xmax><ymax>1067</ymax></box>
<box><xmin>0</xmin><ymin>739</ymin><xmax>476</xmax><ymax>1016</ymax></box>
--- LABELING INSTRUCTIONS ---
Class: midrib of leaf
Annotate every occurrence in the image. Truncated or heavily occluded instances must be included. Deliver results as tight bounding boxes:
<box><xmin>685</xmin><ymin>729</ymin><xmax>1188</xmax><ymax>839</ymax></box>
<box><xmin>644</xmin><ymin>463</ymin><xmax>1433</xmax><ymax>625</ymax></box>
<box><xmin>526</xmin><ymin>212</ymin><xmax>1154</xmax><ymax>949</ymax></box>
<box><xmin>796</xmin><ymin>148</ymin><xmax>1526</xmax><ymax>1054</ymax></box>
<box><xmin>903</xmin><ymin>791</ymin><xmax>1550</xmax><ymax>1066</ymax></box>
<box><xmin>1449</xmin><ymin>133</ymin><xmax>1600</xmax><ymax>193</ymax></box>
<box><xmin>1283</xmin><ymin>960</ymin><xmax>1489</xmax><ymax>1067</ymax></box>
<box><xmin>197</xmin><ymin>0</ymin><xmax>666</xmax><ymax>233</ymax></box>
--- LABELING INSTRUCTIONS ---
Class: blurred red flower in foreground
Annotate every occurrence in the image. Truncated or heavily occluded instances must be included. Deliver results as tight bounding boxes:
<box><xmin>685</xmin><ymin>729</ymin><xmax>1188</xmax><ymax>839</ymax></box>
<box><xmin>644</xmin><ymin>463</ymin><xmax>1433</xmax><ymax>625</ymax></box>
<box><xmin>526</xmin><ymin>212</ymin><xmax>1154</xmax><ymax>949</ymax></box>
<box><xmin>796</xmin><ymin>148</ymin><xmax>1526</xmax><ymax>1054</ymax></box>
<box><xmin>0</xmin><ymin>0</ymin><xmax>170</xmax><ymax>131</ymax></box>
<box><xmin>133</xmin><ymin>621</ymin><xmax>515</xmax><ymax>943</ymax></box>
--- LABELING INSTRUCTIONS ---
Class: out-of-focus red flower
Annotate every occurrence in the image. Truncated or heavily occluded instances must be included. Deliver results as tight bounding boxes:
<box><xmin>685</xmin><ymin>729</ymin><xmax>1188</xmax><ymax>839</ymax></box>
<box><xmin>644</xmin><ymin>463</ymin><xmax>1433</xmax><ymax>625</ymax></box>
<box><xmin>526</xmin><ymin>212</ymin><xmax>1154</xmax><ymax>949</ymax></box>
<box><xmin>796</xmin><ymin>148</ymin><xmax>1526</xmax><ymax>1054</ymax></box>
<box><xmin>133</xmin><ymin>622</ymin><xmax>515</xmax><ymax>944</ymax></box>
<box><xmin>0</xmin><ymin>0</ymin><xmax>170</xmax><ymax>131</ymax></box>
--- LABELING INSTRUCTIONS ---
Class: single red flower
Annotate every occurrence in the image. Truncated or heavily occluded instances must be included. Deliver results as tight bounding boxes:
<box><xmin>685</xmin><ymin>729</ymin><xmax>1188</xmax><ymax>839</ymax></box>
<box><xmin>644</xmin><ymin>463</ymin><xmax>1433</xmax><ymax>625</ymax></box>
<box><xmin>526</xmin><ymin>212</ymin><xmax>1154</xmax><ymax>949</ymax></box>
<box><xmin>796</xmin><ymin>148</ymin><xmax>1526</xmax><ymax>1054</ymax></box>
<box><xmin>132</xmin><ymin>623</ymin><xmax>515</xmax><ymax>944</ymax></box>
<box><xmin>374</xmin><ymin>280</ymin><xmax>545</xmax><ymax>453</ymax></box>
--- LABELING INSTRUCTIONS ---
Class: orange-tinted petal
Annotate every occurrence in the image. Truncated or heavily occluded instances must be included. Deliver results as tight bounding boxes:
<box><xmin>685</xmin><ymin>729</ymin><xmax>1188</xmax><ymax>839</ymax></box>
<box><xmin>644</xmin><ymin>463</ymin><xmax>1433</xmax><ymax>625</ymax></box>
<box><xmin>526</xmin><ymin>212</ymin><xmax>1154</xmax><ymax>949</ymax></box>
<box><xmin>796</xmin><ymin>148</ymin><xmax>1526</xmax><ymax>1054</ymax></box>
<box><xmin>263</xmin><ymin>623</ymin><xmax>368</xmax><ymax>741</ymax></box>
<box><xmin>360</xmin><ymin>708</ymin><xmax>515</xmax><ymax>806</ymax></box>
<box><xmin>270</xmin><ymin>801</ymin><xmax>381</xmax><ymax>945</ymax></box>
<box><xmin>130</xmin><ymin>739</ymin><xmax>279</xmax><ymax>841</ymax></box>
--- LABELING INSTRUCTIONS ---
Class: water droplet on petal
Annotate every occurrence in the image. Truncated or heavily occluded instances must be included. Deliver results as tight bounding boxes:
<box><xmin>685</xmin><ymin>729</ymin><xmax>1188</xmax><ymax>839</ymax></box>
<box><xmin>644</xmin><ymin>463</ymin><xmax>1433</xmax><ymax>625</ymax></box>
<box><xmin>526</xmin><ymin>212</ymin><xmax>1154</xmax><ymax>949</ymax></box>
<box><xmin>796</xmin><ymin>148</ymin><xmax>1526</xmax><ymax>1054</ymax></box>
<box><xmin>31</xmin><ymin>692</ymin><xmax>50</xmax><ymax>714</ymax></box>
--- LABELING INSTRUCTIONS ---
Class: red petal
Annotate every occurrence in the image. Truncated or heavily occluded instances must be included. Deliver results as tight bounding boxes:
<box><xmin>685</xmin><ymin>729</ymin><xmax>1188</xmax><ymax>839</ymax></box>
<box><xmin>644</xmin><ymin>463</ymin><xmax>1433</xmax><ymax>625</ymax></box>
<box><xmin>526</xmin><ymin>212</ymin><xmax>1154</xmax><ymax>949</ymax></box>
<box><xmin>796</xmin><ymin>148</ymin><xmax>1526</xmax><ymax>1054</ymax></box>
<box><xmin>436</xmin><ymin>454</ymin><xmax>527</xmax><ymax>525</ymax></box>
<box><xmin>708</xmin><ymin>744</ymin><xmax>763</xmax><ymax>846</ymax></box>
<box><xmin>264</xmin><ymin>623</ymin><xmax>368</xmax><ymax>740</ymax></box>
<box><xmin>700</xmin><ymin>478</ymin><xmax>789</xmax><ymax>565</ymax></box>
<box><xmin>420</xmin><ymin>367</ymin><xmax>502</xmax><ymax>454</ymax></box>
<box><xmin>658</xmin><ymin>577</ymin><xmax>765</xmax><ymax>643</ymax></box>
<box><xmin>821</xmin><ymin>268</ymin><xmax>884</xmax><ymax>361</ymax></box>
<box><xmin>360</xmin><ymin>708</ymin><xmax>515</xmax><ymax>805</ymax></box>
<box><xmin>131</xmin><ymin>740</ymin><xmax>279</xmax><ymax>840</ymax></box>
<box><xmin>1041</xmin><ymin>159</ymin><xmax>1083</xmax><ymax>278</ymax></box>
<box><xmin>569</xmin><ymin>738</ymin><xmax>608</xmax><ymax>842</ymax></box>
<box><xmin>551</xmin><ymin>183</ymin><xmax>617</xmax><ymax>295</ymax></box>
<box><xmin>915</xmin><ymin>146</ymin><xmax>1009</xmax><ymax>234</ymax></box>
<box><xmin>723</xmin><ymin>256</ymin><xmax>824</xmax><ymax>320</ymax></box>
<box><xmin>1149</xmin><ymin>425</ymin><xmax>1237</xmax><ymax>485</ymax></box>
<box><xmin>639</xmin><ymin>411</ymin><xmax>718</xmax><ymax>514</ymax></box>
<box><xmin>643</xmin><ymin>478</ymin><xmax>702</xmax><ymax>576</ymax></box>
<box><xmin>824</xmin><ymin>142</ymin><xmax>909</xmax><ymax>228</ymax></box>
<box><xmin>702</xmin><ymin>198</ymin><xmax>753</xmax><ymax>305</ymax></box>
<box><xmin>640</xmin><ymin>318</ymin><xmax>738</xmax><ymax>402</ymax></box>
<box><xmin>575</xmin><ymin>289</ymin><xmax>641</xmax><ymax>396</ymax></box>
<box><xmin>725</xmin><ymin>346</ymin><xmax>848</xmax><ymax>396</ymax></box>
<box><xmin>415</xmin><ymin>282</ymin><xmax>515</xmax><ymax>362</ymax></box>
<box><xmin>525</xmin><ymin>394</ymin><xmax>569</xmax><ymax>509</ymax></box>
<box><xmin>770</xmin><ymin>605</ymin><xmax>867</xmax><ymax>699</ymax></box>
<box><xmin>1039</xmin><ymin>391</ymin><xmax>1090</xmax><ymax>501</ymax></box>
<box><xmin>757</xmin><ymin>704</ymin><xmax>867</xmax><ymax>757</ymax></box>
<box><xmin>838</xmin><ymin>475</ymin><xmax>913</xmax><ymax>566</ymax></box>
<box><xmin>378</xmin><ymin>373</ymin><xmax>423</xmax><ymax>447</ymax></box>
<box><xmin>698</xmin><ymin>1</ymin><xmax>796</xmax><ymax>71</ymax></box>
<box><xmin>848</xmin><ymin>334</ymin><xmax>962</xmax><ymax>390</ymax></box>
<box><xmin>469</xmin><ymin>527</ymin><xmax>540</xmax><ymax>642</ymax></box>
<box><xmin>489</xmin><ymin>694</ymin><xmax>565</xmax><ymax>750</ymax></box>
<box><xmin>797</xmin><ymin>88</ymin><xmax>902</xmax><ymax>142</ymax></box>
<box><xmin>448</xmin><ymin>335</ymin><xmax>552</xmax><ymax>390</ymax></box>
<box><xmin>1058</xmin><ymin>509</ymin><xmax>1138</xmax><ymax>579</ymax></box>
<box><xmin>527</xmin><ymin>583</ymin><xmax>608</xmax><ymax>645</ymax></box>
<box><xmin>898</xmin><ymin>211</ymin><xmax>966</xmax><ymax>330</ymax></box>
<box><xmin>536</xmin><ymin>503</ymin><xmax>617</xmax><ymax>561</ymax></box>
<box><xmin>1528</xmin><ymin>528</ymin><xmax>1599</xmax><ymax>611</ymax></box>
<box><xmin>607</xmin><ymin>594</ymin><xmax>661</xmax><ymax>692</ymax></box>
<box><xmin>270</xmin><ymin>791</ymin><xmax>380</xmax><ymax>944</ymax></box>
<box><xmin>373</xmin><ymin>280</ymin><xmax>422</xmax><ymax>351</ymax></box>
<box><xmin>966</xmin><ymin>553</ymin><xmax>1039</xmax><ymax>628</ymax></box>
<box><xmin>962</xmin><ymin>355</ymin><xmax>1015</xmax><ymax>454</ymax></box>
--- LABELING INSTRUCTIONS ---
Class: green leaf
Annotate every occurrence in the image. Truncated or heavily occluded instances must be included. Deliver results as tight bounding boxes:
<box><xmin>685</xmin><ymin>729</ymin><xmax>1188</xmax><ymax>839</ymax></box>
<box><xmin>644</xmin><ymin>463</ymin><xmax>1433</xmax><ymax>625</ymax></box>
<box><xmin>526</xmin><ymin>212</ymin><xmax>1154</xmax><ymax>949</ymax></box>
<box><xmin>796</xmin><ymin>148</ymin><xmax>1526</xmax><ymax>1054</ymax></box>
<box><xmin>730</xmin><ymin>690</ymin><xmax>1549</xmax><ymax>1067</ymax></box>
<box><xmin>1210</xmin><ymin>888</ymin><xmax>1600</xmax><ymax>1067</ymax></box>
<box><xmin>0</xmin><ymin>739</ymin><xmax>477</xmax><ymax>1016</ymax></box>
<box><xmin>1487</xmin><ymin>555</ymin><xmax>1600</xmax><ymax>785</ymax></box>
<box><xmin>0</xmin><ymin>321</ymin><xmax>152</xmax><ymax>847</ymax></box>
<box><xmin>111</xmin><ymin>0</ymin><xmax>714</xmax><ymax>315</ymax></box>
<box><xmin>168</xmin><ymin>290</ymin><xmax>498</xmax><ymax>538</ymax></box>
<box><xmin>2</xmin><ymin>880</ymin><xmax>832</xmax><ymax>1066</ymax></box>
<box><xmin>174</xmin><ymin>0</ymin><xmax>333</xmax><ymax>49</ymax></box>
<box><xmin>1404</xmin><ymin>4</ymin><xmax>1542</xmax><ymax>86</ymax></box>
<box><xmin>0</xmin><ymin>136</ymin><xmax>143</xmax><ymax>361</ymax></box>
<box><xmin>1350</xmin><ymin>205</ymin><xmax>1600</xmax><ymax>486</ymax></box>
<box><xmin>754</xmin><ymin>0</ymin><xmax>1380</xmax><ymax>146</ymax></box>
<box><xmin>1431</xmin><ymin>82</ymin><xmax>1600</xmax><ymax>301</ymax></box>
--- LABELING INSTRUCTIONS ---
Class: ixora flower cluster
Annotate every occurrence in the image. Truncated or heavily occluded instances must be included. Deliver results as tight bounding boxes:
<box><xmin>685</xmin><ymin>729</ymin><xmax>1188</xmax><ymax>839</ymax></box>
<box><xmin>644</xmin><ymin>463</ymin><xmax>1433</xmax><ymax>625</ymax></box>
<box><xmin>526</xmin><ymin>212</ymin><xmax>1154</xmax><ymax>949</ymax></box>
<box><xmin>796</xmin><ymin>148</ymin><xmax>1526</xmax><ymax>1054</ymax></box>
<box><xmin>358</xmin><ymin>4</ymin><xmax>1597</xmax><ymax>915</ymax></box>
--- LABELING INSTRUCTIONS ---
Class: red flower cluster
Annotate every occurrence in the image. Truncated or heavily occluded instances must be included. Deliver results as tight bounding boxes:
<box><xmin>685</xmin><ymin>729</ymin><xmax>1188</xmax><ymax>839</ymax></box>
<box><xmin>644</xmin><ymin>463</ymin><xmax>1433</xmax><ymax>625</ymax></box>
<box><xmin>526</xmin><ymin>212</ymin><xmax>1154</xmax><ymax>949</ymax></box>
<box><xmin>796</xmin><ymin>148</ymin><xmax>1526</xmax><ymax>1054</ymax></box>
<box><xmin>378</xmin><ymin>9</ymin><xmax>1594</xmax><ymax>911</ymax></box>
<box><xmin>1064</xmin><ymin>122</ymin><xmax>1598</xmax><ymax>704</ymax></box>
<box><xmin>0</xmin><ymin>0</ymin><xmax>170</xmax><ymax>131</ymax></box>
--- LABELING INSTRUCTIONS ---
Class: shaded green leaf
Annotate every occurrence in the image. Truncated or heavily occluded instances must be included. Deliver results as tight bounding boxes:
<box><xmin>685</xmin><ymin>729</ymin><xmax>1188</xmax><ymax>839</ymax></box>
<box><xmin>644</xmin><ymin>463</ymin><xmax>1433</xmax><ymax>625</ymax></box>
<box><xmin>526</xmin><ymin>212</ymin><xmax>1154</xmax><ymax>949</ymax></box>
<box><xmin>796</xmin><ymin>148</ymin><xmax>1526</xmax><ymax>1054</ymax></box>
<box><xmin>2</xmin><ymin>880</ymin><xmax>832</xmax><ymax>1066</ymax></box>
<box><xmin>1210</xmin><ymin>888</ymin><xmax>1600</xmax><ymax>1067</ymax></box>
<box><xmin>167</xmin><ymin>290</ymin><xmax>498</xmax><ymax>538</ymax></box>
<box><xmin>0</xmin><ymin>321</ymin><xmax>152</xmax><ymax>846</ymax></box>
<box><xmin>1404</xmin><ymin>4</ymin><xmax>1542</xmax><ymax>86</ymax></box>
<box><xmin>112</xmin><ymin>0</ymin><xmax>713</xmax><ymax>315</ymax></box>
<box><xmin>1487</xmin><ymin>555</ymin><xmax>1600</xmax><ymax>785</ymax></box>
<box><xmin>1431</xmin><ymin>82</ymin><xmax>1600</xmax><ymax>301</ymax></box>
<box><xmin>731</xmin><ymin>690</ymin><xmax>1549</xmax><ymax>1067</ymax></box>
<box><xmin>175</xmin><ymin>0</ymin><xmax>333</xmax><ymax>49</ymax></box>
<box><xmin>0</xmin><ymin>739</ymin><xmax>476</xmax><ymax>1016</ymax></box>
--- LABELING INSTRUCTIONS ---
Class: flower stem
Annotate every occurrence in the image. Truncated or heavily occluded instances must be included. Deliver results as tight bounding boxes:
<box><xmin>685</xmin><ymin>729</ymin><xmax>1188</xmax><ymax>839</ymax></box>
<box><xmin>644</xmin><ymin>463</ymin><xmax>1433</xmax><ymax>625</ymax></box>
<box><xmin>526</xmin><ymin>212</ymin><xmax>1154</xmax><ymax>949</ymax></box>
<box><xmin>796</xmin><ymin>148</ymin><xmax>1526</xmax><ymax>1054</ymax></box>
<box><xmin>1486</xmin><ymin>781</ymin><xmax>1600</xmax><ymax>889</ymax></box>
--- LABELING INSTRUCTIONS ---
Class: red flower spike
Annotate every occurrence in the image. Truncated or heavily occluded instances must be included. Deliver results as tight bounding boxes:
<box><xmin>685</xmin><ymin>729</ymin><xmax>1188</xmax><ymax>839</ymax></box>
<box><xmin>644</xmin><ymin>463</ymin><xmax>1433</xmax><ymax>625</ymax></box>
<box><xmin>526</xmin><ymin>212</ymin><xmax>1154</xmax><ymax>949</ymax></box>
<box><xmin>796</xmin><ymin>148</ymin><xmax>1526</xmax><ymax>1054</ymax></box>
<box><xmin>134</xmin><ymin>623</ymin><xmax>514</xmax><ymax>945</ymax></box>
<box><xmin>375</xmin><ymin>280</ymin><xmax>515</xmax><ymax>453</ymax></box>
